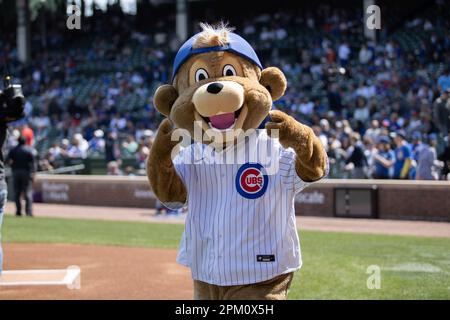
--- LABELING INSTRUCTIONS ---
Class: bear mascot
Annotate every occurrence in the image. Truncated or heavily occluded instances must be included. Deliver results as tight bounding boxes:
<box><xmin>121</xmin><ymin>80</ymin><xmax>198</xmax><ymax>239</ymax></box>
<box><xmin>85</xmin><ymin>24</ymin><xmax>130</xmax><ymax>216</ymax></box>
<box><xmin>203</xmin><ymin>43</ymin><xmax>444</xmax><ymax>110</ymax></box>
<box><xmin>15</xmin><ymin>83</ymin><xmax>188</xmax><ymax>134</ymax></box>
<box><xmin>147</xmin><ymin>23</ymin><xmax>328</xmax><ymax>300</ymax></box>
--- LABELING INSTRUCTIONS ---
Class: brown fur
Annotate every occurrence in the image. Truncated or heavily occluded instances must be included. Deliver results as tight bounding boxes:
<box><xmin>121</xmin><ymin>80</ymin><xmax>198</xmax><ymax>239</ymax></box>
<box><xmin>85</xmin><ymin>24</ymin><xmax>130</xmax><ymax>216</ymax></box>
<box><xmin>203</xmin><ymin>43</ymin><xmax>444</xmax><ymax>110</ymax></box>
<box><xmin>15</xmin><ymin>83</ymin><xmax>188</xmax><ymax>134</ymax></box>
<box><xmin>265</xmin><ymin>110</ymin><xmax>327</xmax><ymax>182</ymax></box>
<box><xmin>194</xmin><ymin>272</ymin><xmax>294</xmax><ymax>300</ymax></box>
<box><xmin>146</xmin><ymin>119</ymin><xmax>187</xmax><ymax>203</ymax></box>
<box><xmin>192</xmin><ymin>22</ymin><xmax>232</xmax><ymax>49</ymax></box>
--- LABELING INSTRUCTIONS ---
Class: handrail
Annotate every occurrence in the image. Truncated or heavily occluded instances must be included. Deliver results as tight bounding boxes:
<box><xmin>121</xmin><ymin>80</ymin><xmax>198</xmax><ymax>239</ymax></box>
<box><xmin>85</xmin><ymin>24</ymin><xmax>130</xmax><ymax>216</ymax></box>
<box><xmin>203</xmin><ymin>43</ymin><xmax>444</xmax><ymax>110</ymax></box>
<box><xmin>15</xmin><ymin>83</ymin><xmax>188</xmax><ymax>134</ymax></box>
<box><xmin>36</xmin><ymin>164</ymin><xmax>86</xmax><ymax>175</ymax></box>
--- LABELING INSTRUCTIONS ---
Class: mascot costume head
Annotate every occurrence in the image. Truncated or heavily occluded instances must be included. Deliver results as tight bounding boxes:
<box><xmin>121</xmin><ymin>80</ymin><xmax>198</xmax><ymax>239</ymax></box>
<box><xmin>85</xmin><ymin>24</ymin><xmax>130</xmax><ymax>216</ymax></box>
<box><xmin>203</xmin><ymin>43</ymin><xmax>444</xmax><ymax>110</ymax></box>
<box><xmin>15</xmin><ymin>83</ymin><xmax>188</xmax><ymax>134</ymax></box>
<box><xmin>153</xmin><ymin>23</ymin><xmax>287</xmax><ymax>144</ymax></box>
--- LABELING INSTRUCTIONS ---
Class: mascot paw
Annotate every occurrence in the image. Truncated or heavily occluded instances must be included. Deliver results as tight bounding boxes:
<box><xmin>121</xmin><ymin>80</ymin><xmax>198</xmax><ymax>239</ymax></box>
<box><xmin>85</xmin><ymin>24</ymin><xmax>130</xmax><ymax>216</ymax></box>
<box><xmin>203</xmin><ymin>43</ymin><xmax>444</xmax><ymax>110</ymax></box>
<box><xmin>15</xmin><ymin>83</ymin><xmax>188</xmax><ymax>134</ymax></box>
<box><xmin>265</xmin><ymin>110</ymin><xmax>294</xmax><ymax>148</ymax></box>
<box><xmin>154</xmin><ymin>118</ymin><xmax>179</xmax><ymax>153</ymax></box>
<box><xmin>265</xmin><ymin>110</ymin><xmax>313</xmax><ymax>152</ymax></box>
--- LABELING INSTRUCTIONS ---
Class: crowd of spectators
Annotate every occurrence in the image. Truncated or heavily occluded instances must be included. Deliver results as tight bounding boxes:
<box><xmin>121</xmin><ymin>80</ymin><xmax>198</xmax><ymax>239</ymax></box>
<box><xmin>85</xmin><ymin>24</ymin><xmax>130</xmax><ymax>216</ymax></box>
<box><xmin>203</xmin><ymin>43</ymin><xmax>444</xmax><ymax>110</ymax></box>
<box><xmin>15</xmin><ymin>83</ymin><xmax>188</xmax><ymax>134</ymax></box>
<box><xmin>1</xmin><ymin>2</ymin><xmax>450</xmax><ymax>179</ymax></box>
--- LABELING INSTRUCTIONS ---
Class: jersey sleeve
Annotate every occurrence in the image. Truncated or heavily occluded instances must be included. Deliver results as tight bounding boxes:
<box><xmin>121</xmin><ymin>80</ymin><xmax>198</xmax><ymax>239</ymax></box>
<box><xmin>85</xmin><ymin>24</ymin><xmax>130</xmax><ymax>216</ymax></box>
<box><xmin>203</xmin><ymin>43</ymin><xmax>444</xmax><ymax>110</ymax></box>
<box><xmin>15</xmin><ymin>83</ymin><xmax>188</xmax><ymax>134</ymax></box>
<box><xmin>173</xmin><ymin>152</ymin><xmax>187</xmax><ymax>184</ymax></box>
<box><xmin>172</xmin><ymin>144</ymin><xmax>194</xmax><ymax>185</ymax></box>
<box><xmin>277</xmin><ymin>147</ymin><xmax>310</xmax><ymax>194</ymax></box>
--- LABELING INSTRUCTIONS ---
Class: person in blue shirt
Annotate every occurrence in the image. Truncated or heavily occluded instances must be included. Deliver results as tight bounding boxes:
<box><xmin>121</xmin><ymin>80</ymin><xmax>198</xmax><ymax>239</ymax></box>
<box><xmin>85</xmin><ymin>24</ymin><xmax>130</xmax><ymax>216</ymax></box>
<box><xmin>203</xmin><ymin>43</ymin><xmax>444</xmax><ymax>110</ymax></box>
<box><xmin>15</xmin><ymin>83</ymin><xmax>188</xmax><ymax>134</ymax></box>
<box><xmin>438</xmin><ymin>67</ymin><xmax>450</xmax><ymax>93</ymax></box>
<box><xmin>373</xmin><ymin>136</ymin><xmax>395</xmax><ymax>179</ymax></box>
<box><xmin>391</xmin><ymin>130</ymin><xmax>412</xmax><ymax>179</ymax></box>
<box><xmin>409</xmin><ymin>131</ymin><xmax>424</xmax><ymax>179</ymax></box>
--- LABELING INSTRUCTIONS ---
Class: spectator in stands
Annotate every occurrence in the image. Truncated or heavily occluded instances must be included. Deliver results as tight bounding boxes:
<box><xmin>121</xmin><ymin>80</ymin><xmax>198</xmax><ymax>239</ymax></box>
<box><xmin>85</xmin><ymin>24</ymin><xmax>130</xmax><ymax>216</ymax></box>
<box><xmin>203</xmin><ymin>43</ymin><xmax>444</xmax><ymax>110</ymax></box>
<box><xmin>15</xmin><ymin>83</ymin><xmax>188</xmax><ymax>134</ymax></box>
<box><xmin>124</xmin><ymin>166</ymin><xmax>135</xmax><ymax>176</ymax></box>
<box><xmin>67</xmin><ymin>134</ymin><xmax>88</xmax><ymax>159</ymax></box>
<box><xmin>409</xmin><ymin>131</ymin><xmax>424</xmax><ymax>179</ymax></box>
<box><xmin>7</xmin><ymin>137</ymin><xmax>36</xmax><ymax>217</ymax></box>
<box><xmin>47</xmin><ymin>98</ymin><xmax>62</xmax><ymax>122</ymax></box>
<box><xmin>438</xmin><ymin>67</ymin><xmax>450</xmax><ymax>93</ymax></box>
<box><xmin>364</xmin><ymin>120</ymin><xmax>381</xmax><ymax>142</ymax></box>
<box><xmin>105</xmin><ymin>131</ymin><xmax>120</xmax><ymax>163</ymax></box>
<box><xmin>344</xmin><ymin>133</ymin><xmax>367</xmax><ymax>179</ymax></box>
<box><xmin>416</xmin><ymin>134</ymin><xmax>442</xmax><ymax>180</ymax></box>
<box><xmin>122</xmin><ymin>135</ymin><xmax>138</xmax><ymax>156</ymax></box>
<box><xmin>391</xmin><ymin>131</ymin><xmax>412</xmax><ymax>179</ymax></box>
<box><xmin>372</xmin><ymin>136</ymin><xmax>395</xmax><ymax>179</ymax></box>
<box><xmin>59</xmin><ymin>139</ymin><xmax>70</xmax><ymax>158</ymax></box>
<box><xmin>136</xmin><ymin>145</ymin><xmax>150</xmax><ymax>170</ymax></box>
<box><xmin>20</xmin><ymin>124</ymin><xmax>34</xmax><ymax>147</ymax></box>
<box><xmin>363</xmin><ymin>137</ymin><xmax>377</xmax><ymax>178</ymax></box>
<box><xmin>67</xmin><ymin>97</ymin><xmax>84</xmax><ymax>126</ymax></box>
<box><xmin>107</xmin><ymin>161</ymin><xmax>122</xmax><ymax>175</ymax></box>
<box><xmin>354</xmin><ymin>96</ymin><xmax>370</xmax><ymax>122</ymax></box>
<box><xmin>88</xmin><ymin>130</ymin><xmax>106</xmax><ymax>155</ymax></box>
<box><xmin>6</xmin><ymin>129</ymin><xmax>20</xmax><ymax>150</ymax></box>
<box><xmin>338</xmin><ymin>42</ymin><xmax>351</xmax><ymax>66</ymax></box>
<box><xmin>358</xmin><ymin>43</ymin><xmax>372</xmax><ymax>64</ymax></box>
<box><xmin>438</xmin><ymin>132</ymin><xmax>450</xmax><ymax>180</ymax></box>
<box><xmin>433</xmin><ymin>89</ymin><xmax>450</xmax><ymax>134</ymax></box>
<box><xmin>39</xmin><ymin>157</ymin><xmax>54</xmax><ymax>172</ymax></box>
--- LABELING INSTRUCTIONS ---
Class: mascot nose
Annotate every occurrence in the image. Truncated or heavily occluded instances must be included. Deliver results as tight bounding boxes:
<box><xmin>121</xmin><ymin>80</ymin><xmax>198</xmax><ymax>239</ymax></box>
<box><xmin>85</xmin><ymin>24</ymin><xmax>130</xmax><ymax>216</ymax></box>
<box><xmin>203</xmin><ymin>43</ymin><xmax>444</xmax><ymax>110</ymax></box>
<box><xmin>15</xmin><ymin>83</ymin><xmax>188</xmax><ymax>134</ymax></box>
<box><xmin>206</xmin><ymin>82</ymin><xmax>223</xmax><ymax>94</ymax></box>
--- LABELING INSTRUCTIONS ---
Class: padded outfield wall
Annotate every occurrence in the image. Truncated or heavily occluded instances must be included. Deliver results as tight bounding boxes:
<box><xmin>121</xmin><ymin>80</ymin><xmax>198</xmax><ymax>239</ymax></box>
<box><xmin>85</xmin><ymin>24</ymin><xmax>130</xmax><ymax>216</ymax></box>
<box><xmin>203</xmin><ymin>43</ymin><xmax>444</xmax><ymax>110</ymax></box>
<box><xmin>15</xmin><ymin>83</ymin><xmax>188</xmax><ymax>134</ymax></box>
<box><xmin>28</xmin><ymin>175</ymin><xmax>450</xmax><ymax>222</ymax></box>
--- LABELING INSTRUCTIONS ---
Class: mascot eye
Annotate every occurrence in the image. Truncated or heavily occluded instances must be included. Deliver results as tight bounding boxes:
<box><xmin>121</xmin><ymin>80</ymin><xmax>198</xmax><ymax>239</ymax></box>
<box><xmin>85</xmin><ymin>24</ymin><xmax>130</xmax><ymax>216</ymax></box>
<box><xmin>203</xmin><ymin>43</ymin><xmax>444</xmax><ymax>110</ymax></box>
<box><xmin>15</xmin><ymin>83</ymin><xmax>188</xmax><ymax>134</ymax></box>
<box><xmin>195</xmin><ymin>68</ymin><xmax>209</xmax><ymax>82</ymax></box>
<box><xmin>223</xmin><ymin>64</ymin><xmax>237</xmax><ymax>77</ymax></box>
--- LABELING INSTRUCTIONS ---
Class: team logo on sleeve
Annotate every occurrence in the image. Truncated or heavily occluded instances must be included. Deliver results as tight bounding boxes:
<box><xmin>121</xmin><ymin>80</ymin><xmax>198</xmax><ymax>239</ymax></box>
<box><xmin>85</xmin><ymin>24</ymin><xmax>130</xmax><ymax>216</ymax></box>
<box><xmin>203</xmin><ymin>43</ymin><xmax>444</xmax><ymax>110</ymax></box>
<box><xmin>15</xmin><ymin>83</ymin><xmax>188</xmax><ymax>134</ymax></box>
<box><xmin>235</xmin><ymin>163</ymin><xmax>268</xmax><ymax>199</ymax></box>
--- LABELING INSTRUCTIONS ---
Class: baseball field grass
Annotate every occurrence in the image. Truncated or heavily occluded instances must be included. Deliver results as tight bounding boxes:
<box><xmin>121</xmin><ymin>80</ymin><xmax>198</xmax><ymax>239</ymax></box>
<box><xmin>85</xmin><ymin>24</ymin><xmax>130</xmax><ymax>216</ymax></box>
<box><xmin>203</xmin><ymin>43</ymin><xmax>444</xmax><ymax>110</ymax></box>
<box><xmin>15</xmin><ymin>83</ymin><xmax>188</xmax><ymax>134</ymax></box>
<box><xmin>2</xmin><ymin>215</ymin><xmax>450</xmax><ymax>299</ymax></box>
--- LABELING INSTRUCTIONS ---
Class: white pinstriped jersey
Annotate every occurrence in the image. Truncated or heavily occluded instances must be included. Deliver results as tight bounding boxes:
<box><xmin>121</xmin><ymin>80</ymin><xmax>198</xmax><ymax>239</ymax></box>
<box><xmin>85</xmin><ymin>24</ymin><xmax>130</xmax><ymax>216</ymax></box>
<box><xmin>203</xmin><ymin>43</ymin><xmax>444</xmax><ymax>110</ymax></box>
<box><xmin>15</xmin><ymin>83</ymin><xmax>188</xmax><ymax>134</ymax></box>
<box><xmin>172</xmin><ymin>129</ymin><xmax>325</xmax><ymax>286</ymax></box>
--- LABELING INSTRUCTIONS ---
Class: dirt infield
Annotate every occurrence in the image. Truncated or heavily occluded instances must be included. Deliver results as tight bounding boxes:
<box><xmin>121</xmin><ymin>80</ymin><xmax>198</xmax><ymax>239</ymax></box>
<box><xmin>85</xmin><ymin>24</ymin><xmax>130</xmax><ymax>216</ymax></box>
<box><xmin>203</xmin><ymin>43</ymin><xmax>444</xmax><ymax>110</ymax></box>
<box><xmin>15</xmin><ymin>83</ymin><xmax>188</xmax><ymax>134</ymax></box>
<box><xmin>5</xmin><ymin>202</ymin><xmax>450</xmax><ymax>238</ymax></box>
<box><xmin>0</xmin><ymin>243</ymin><xmax>193</xmax><ymax>300</ymax></box>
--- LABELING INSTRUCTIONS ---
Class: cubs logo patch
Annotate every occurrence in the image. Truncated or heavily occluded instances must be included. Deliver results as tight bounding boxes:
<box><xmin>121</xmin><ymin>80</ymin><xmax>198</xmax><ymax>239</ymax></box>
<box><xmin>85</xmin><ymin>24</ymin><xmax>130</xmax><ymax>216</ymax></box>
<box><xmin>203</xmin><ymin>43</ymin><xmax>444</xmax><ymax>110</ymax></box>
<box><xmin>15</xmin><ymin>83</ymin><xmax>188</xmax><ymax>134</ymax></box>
<box><xmin>235</xmin><ymin>163</ymin><xmax>268</xmax><ymax>199</ymax></box>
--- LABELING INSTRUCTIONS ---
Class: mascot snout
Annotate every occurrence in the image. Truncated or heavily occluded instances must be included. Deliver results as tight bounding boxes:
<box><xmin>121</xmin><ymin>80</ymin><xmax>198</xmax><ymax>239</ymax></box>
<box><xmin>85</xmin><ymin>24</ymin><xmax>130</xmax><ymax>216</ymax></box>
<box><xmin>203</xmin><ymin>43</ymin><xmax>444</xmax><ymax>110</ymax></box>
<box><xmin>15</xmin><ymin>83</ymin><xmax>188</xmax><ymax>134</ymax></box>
<box><xmin>192</xmin><ymin>80</ymin><xmax>244</xmax><ymax>130</ymax></box>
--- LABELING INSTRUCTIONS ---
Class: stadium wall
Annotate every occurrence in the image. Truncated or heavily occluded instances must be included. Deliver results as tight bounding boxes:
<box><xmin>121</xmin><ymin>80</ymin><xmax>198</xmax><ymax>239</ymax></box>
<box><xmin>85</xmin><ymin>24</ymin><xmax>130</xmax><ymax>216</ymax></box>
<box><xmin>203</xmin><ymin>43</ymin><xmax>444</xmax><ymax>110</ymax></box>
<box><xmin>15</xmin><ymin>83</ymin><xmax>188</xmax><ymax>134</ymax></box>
<box><xmin>29</xmin><ymin>175</ymin><xmax>450</xmax><ymax>222</ymax></box>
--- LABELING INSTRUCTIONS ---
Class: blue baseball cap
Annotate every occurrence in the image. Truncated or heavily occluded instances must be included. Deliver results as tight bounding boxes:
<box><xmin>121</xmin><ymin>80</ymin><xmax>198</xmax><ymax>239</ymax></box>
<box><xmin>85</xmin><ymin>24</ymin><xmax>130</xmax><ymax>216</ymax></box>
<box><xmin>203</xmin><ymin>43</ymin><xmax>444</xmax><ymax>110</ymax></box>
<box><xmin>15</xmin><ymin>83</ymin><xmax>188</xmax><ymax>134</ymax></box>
<box><xmin>412</xmin><ymin>131</ymin><xmax>422</xmax><ymax>140</ymax></box>
<box><xmin>171</xmin><ymin>32</ymin><xmax>263</xmax><ymax>81</ymax></box>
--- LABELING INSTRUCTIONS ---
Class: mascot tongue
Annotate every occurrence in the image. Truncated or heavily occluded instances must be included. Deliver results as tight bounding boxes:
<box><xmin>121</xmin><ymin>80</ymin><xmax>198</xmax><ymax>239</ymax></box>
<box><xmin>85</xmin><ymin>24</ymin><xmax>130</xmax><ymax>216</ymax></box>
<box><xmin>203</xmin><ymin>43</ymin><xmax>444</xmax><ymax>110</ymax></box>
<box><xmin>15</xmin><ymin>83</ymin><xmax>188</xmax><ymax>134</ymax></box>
<box><xmin>209</xmin><ymin>112</ymin><xmax>235</xmax><ymax>129</ymax></box>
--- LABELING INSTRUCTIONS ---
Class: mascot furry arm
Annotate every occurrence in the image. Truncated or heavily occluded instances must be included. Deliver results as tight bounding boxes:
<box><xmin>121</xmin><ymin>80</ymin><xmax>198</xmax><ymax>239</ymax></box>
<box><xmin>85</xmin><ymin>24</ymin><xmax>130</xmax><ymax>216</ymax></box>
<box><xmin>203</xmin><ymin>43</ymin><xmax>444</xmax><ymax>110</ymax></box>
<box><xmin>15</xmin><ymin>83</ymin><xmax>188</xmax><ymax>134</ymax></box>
<box><xmin>266</xmin><ymin>110</ymin><xmax>327</xmax><ymax>182</ymax></box>
<box><xmin>147</xmin><ymin>117</ymin><xmax>187</xmax><ymax>204</ymax></box>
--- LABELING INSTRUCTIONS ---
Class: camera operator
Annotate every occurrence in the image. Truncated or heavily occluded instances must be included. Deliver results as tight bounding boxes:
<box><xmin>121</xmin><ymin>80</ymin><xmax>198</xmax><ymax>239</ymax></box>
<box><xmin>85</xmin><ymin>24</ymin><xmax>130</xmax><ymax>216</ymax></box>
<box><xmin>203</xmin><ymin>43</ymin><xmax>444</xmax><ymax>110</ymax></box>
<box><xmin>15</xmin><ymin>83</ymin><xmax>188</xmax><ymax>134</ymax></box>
<box><xmin>0</xmin><ymin>76</ymin><xmax>26</xmax><ymax>274</ymax></box>
<box><xmin>7</xmin><ymin>136</ymin><xmax>36</xmax><ymax>216</ymax></box>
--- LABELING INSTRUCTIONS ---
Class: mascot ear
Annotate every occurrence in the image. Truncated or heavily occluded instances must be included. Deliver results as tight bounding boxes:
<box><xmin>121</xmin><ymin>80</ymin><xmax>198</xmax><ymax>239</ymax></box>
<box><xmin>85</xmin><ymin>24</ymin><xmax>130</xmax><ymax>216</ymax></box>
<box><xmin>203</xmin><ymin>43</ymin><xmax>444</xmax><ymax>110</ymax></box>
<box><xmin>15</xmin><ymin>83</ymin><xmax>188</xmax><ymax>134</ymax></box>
<box><xmin>154</xmin><ymin>84</ymin><xmax>178</xmax><ymax>117</ymax></box>
<box><xmin>260</xmin><ymin>67</ymin><xmax>287</xmax><ymax>101</ymax></box>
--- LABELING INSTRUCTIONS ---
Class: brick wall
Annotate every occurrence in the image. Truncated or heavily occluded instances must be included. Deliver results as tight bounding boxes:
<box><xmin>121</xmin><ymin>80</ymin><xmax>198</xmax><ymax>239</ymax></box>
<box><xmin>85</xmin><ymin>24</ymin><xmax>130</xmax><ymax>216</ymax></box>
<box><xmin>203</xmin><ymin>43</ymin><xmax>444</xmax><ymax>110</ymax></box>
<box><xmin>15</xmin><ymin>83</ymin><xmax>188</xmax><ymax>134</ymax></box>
<box><xmin>32</xmin><ymin>175</ymin><xmax>450</xmax><ymax>221</ymax></box>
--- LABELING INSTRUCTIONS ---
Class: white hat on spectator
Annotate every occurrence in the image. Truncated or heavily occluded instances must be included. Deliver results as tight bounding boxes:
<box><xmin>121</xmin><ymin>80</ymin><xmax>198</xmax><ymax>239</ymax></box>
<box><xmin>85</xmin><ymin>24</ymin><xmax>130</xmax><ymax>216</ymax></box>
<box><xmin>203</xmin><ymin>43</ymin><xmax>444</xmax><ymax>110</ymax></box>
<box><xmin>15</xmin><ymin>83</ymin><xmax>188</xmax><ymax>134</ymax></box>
<box><xmin>73</xmin><ymin>133</ymin><xmax>83</xmax><ymax>142</ymax></box>
<box><xmin>12</xmin><ymin>129</ymin><xmax>20</xmax><ymax>138</ymax></box>
<box><xmin>94</xmin><ymin>129</ymin><xmax>104</xmax><ymax>138</ymax></box>
<box><xmin>144</xmin><ymin>129</ymin><xmax>154</xmax><ymax>137</ymax></box>
<box><xmin>319</xmin><ymin>119</ymin><xmax>330</xmax><ymax>130</ymax></box>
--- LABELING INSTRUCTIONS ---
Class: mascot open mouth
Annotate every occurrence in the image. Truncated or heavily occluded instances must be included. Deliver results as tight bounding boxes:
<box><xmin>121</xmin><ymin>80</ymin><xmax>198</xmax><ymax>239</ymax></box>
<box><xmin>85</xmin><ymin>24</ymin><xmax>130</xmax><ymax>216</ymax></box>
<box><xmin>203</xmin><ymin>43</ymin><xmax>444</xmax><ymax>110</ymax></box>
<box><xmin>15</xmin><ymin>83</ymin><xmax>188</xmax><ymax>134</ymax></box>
<box><xmin>206</xmin><ymin>108</ymin><xmax>242</xmax><ymax>130</ymax></box>
<box><xmin>194</xmin><ymin>105</ymin><xmax>247</xmax><ymax>137</ymax></box>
